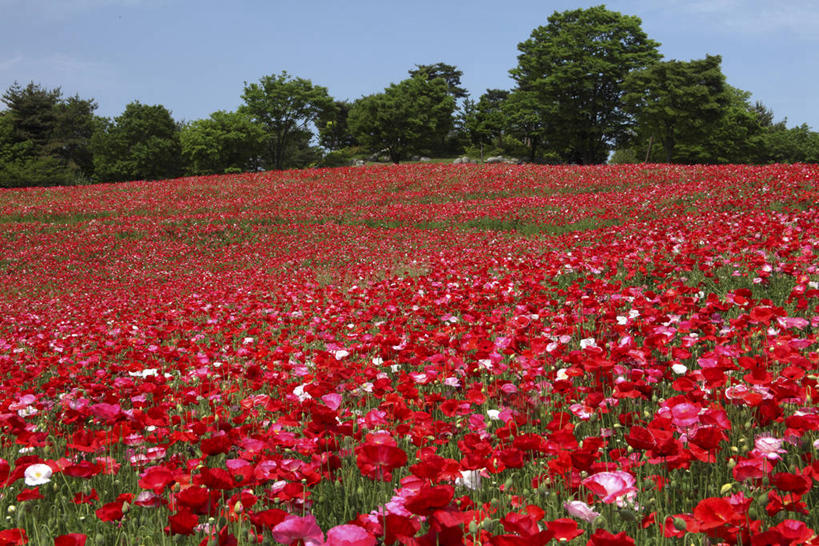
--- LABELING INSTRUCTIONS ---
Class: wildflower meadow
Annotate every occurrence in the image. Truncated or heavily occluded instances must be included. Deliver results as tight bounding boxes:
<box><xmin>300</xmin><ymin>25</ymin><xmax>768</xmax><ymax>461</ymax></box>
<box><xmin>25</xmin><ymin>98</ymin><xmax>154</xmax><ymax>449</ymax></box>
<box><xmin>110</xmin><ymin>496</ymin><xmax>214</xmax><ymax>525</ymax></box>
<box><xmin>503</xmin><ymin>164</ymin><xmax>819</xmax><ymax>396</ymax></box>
<box><xmin>0</xmin><ymin>163</ymin><xmax>817</xmax><ymax>545</ymax></box>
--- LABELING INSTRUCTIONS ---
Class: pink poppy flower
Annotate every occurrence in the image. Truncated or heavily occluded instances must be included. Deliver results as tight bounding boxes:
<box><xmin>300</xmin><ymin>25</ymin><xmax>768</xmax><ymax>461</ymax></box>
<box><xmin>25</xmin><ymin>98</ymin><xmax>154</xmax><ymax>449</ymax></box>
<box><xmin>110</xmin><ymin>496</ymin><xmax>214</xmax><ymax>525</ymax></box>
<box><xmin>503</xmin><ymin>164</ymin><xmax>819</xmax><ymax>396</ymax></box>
<box><xmin>325</xmin><ymin>524</ymin><xmax>376</xmax><ymax>546</ymax></box>
<box><xmin>271</xmin><ymin>515</ymin><xmax>324</xmax><ymax>546</ymax></box>
<box><xmin>581</xmin><ymin>471</ymin><xmax>637</xmax><ymax>504</ymax></box>
<box><xmin>563</xmin><ymin>500</ymin><xmax>600</xmax><ymax>523</ymax></box>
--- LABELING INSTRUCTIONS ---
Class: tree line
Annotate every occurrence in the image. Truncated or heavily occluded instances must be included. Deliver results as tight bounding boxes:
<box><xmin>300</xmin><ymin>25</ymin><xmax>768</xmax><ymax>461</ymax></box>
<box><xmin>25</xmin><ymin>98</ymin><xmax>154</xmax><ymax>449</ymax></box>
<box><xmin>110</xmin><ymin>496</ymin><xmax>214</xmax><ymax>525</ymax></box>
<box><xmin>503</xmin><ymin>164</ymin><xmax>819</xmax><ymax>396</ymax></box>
<box><xmin>2</xmin><ymin>5</ymin><xmax>817</xmax><ymax>187</ymax></box>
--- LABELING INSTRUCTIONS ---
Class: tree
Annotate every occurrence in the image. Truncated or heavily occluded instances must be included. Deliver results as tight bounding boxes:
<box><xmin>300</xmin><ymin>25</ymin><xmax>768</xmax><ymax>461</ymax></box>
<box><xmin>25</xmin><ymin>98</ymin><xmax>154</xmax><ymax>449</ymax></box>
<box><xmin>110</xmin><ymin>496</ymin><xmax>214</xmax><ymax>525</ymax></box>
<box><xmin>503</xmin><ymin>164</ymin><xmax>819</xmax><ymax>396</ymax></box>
<box><xmin>316</xmin><ymin>100</ymin><xmax>356</xmax><ymax>151</ymax></box>
<box><xmin>0</xmin><ymin>82</ymin><xmax>97</xmax><ymax>186</ymax></box>
<box><xmin>408</xmin><ymin>63</ymin><xmax>465</xmax><ymax>156</ymax></box>
<box><xmin>240</xmin><ymin>72</ymin><xmax>333</xmax><ymax>170</ymax></box>
<box><xmin>623</xmin><ymin>55</ymin><xmax>728</xmax><ymax>163</ymax></box>
<box><xmin>51</xmin><ymin>94</ymin><xmax>98</xmax><ymax>178</ymax></box>
<box><xmin>409</xmin><ymin>63</ymin><xmax>468</xmax><ymax>99</ymax></box>
<box><xmin>348</xmin><ymin>75</ymin><xmax>455</xmax><ymax>163</ymax></box>
<box><xmin>762</xmin><ymin>123</ymin><xmax>819</xmax><ymax>163</ymax></box>
<box><xmin>692</xmin><ymin>85</ymin><xmax>766</xmax><ymax>164</ymax></box>
<box><xmin>475</xmin><ymin>89</ymin><xmax>510</xmax><ymax>149</ymax></box>
<box><xmin>181</xmin><ymin>110</ymin><xmax>265</xmax><ymax>175</ymax></box>
<box><xmin>510</xmin><ymin>6</ymin><xmax>660</xmax><ymax>164</ymax></box>
<box><xmin>1</xmin><ymin>82</ymin><xmax>61</xmax><ymax>151</ymax></box>
<box><xmin>91</xmin><ymin>101</ymin><xmax>182</xmax><ymax>182</ymax></box>
<box><xmin>503</xmin><ymin>89</ymin><xmax>552</xmax><ymax>162</ymax></box>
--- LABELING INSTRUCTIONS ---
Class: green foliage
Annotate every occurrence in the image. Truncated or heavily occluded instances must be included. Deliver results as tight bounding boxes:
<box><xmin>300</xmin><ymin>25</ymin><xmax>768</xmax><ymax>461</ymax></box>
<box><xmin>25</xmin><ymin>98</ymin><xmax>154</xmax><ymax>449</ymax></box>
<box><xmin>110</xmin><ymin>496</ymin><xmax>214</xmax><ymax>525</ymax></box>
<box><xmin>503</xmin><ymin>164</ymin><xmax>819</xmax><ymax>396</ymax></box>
<box><xmin>511</xmin><ymin>5</ymin><xmax>660</xmax><ymax>164</ymax></box>
<box><xmin>0</xmin><ymin>82</ymin><xmax>97</xmax><ymax>187</ymax></box>
<box><xmin>762</xmin><ymin>123</ymin><xmax>819</xmax><ymax>163</ymax></box>
<box><xmin>623</xmin><ymin>55</ymin><xmax>728</xmax><ymax>163</ymax></box>
<box><xmin>408</xmin><ymin>62</ymin><xmax>467</xmax><ymax>99</ymax></box>
<box><xmin>317</xmin><ymin>149</ymin><xmax>354</xmax><ymax>168</ymax></box>
<box><xmin>180</xmin><ymin>110</ymin><xmax>264</xmax><ymax>176</ymax></box>
<box><xmin>408</xmin><ymin>63</ymin><xmax>465</xmax><ymax>156</ymax></box>
<box><xmin>316</xmin><ymin>100</ymin><xmax>356</xmax><ymax>151</ymax></box>
<box><xmin>240</xmin><ymin>71</ymin><xmax>334</xmax><ymax>170</ymax></box>
<box><xmin>91</xmin><ymin>101</ymin><xmax>182</xmax><ymax>182</ymax></box>
<box><xmin>460</xmin><ymin>89</ymin><xmax>511</xmax><ymax>152</ymax></box>
<box><xmin>502</xmin><ymin>89</ymin><xmax>551</xmax><ymax>162</ymax></box>
<box><xmin>348</xmin><ymin>75</ymin><xmax>456</xmax><ymax>163</ymax></box>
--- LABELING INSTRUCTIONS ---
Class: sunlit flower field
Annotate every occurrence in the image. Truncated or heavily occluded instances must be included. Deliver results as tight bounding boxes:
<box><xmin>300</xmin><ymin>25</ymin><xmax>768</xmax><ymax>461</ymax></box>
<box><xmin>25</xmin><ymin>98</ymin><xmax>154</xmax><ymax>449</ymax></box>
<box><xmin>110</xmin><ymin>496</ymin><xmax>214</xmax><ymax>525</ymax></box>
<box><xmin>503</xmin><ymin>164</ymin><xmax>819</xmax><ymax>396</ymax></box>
<box><xmin>0</xmin><ymin>163</ymin><xmax>817</xmax><ymax>545</ymax></box>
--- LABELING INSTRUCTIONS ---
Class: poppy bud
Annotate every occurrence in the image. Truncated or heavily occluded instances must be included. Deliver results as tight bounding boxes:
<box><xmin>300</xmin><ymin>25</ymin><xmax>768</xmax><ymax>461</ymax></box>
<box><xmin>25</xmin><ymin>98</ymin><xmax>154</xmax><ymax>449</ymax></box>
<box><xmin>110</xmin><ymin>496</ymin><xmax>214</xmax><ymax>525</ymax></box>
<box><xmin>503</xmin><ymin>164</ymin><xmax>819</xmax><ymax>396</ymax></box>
<box><xmin>673</xmin><ymin>517</ymin><xmax>687</xmax><ymax>531</ymax></box>
<box><xmin>720</xmin><ymin>483</ymin><xmax>733</xmax><ymax>494</ymax></box>
<box><xmin>592</xmin><ymin>515</ymin><xmax>607</xmax><ymax>528</ymax></box>
<box><xmin>618</xmin><ymin>508</ymin><xmax>635</xmax><ymax>522</ymax></box>
<box><xmin>728</xmin><ymin>458</ymin><xmax>737</xmax><ymax>469</ymax></box>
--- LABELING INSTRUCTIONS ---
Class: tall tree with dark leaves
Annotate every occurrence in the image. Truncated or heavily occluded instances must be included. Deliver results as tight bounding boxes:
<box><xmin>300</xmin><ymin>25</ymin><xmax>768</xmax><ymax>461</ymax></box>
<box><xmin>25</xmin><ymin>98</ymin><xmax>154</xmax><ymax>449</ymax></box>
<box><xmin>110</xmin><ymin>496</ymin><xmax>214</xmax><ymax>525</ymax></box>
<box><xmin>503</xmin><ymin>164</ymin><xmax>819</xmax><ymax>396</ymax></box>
<box><xmin>349</xmin><ymin>76</ymin><xmax>455</xmax><ymax>163</ymax></box>
<box><xmin>623</xmin><ymin>55</ymin><xmax>728</xmax><ymax>163</ymax></box>
<box><xmin>91</xmin><ymin>101</ymin><xmax>182</xmax><ymax>182</ymax></box>
<box><xmin>240</xmin><ymin>72</ymin><xmax>333</xmax><ymax>170</ymax></box>
<box><xmin>511</xmin><ymin>6</ymin><xmax>660</xmax><ymax>164</ymax></box>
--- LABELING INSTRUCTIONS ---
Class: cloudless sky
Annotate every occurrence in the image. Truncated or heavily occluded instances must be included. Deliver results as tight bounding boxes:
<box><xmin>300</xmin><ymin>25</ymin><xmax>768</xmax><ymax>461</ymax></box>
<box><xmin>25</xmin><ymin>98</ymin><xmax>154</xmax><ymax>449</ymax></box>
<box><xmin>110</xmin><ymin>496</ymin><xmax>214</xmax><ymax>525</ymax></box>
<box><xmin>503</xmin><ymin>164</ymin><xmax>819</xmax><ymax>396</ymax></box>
<box><xmin>1</xmin><ymin>0</ymin><xmax>817</xmax><ymax>130</ymax></box>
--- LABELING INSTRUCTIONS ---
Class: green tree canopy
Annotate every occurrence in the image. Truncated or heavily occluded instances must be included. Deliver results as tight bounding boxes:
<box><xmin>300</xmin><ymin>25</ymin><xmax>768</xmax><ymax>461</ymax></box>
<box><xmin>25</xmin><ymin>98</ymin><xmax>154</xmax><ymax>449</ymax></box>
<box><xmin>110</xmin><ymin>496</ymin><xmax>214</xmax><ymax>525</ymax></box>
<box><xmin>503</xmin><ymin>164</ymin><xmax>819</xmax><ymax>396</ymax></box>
<box><xmin>91</xmin><ymin>101</ymin><xmax>182</xmax><ymax>182</ymax></box>
<box><xmin>408</xmin><ymin>63</ymin><xmax>468</xmax><ymax>99</ymax></box>
<box><xmin>316</xmin><ymin>100</ymin><xmax>356</xmax><ymax>151</ymax></box>
<box><xmin>503</xmin><ymin>89</ymin><xmax>552</xmax><ymax>162</ymax></box>
<box><xmin>240</xmin><ymin>72</ymin><xmax>333</xmax><ymax>170</ymax></box>
<box><xmin>181</xmin><ymin>110</ymin><xmax>265</xmax><ymax>176</ymax></box>
<box><xmin>348</xmin><ymin>75</ymin><xmax>455</xmax><ymax>163</ymax></box>
<box><xmin>623</xmin><ymin>55</ymin><xmax>728</xmax><ymax>163</ymax></box>
<box><xmin>0</xmin><ymin>82</ymin><xmax>97</xmax><ymax>187</ymax></box>
<box><xmin>511</xmin><ymin>5</ymin><xmax>660</xmax><ymax>164</ymax></box>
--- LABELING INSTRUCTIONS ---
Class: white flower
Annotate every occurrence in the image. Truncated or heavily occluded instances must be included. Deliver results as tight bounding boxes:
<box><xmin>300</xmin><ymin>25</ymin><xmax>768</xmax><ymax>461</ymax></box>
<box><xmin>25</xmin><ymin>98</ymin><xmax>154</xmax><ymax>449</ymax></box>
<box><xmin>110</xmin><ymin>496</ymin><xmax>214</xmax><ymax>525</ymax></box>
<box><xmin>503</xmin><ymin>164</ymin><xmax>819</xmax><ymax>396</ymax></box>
<box><xmin>579</xmin><ymin>338</ymin><xmax>597</xmax><ymax>349</ymax></box>
<box><xmin>671</xmin><ymin>364</ymin><xmax>688</xmax><ymax>375</ymax></box>
<box><xmin>486</xmin><ymin>409</ymin><xmax>501</xmax><ymax>421</ymax></box>
<box><xmin>24</xmin><ymin>463</ymin><xmax>53</xmax><ymax>486</ymax></box>
<box><xmin>292</xmin><ymin>384</ymin><xmax>312</xmax><ymax>402</ymax></box>
<box><xmin>334</xmin><ymin>349</ymin><xmax>350</xmax><ymax>360</ymax></box>
<box><xmin>456</xmin><ymin>470</ymin><xmax>483</xmax><ymax>490</ymax></box>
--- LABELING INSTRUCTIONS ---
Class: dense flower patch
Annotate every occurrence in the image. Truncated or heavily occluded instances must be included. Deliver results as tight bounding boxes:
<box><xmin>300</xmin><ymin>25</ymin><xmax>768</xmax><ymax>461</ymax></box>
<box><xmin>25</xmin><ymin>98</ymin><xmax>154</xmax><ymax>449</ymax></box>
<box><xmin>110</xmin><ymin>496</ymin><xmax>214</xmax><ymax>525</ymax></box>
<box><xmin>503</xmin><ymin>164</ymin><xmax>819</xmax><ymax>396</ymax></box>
<box><xmin>0</xmin><ymin>163</ymin><xmax>818</xmax><ymax>545</ymax></box>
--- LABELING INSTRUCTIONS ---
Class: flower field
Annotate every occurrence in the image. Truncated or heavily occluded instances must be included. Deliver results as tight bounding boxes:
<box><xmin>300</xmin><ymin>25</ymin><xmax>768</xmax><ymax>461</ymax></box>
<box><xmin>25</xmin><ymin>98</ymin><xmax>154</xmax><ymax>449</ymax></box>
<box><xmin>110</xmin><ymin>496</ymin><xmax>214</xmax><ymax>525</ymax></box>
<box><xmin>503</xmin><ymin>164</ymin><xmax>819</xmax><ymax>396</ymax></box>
<box><xmin>0</xmin><ymin>163</ymin><xmax>818</xmax><ymax>545</ymax></box>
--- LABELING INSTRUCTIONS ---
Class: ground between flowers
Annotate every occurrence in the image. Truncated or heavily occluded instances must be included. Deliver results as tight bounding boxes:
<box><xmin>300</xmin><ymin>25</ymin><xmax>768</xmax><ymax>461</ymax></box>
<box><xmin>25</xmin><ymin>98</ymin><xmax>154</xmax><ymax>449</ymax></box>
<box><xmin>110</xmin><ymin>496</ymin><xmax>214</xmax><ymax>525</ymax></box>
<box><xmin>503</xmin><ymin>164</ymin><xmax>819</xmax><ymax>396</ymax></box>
<box><xmin>0</xmin><ymin>163</ymin><xmax>818</xmax><ymax>545</ymax></box>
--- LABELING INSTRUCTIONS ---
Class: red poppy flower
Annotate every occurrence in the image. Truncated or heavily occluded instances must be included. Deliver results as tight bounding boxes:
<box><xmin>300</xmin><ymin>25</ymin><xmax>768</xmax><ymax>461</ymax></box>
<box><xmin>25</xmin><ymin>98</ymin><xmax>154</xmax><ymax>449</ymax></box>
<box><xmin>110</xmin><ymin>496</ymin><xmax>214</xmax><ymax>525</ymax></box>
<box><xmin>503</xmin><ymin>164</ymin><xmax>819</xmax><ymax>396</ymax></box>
<box><xmin>693</xmin><ymin>497</ymin><xmax>742</xmax><ymax>531</ymax></box>
<box><xmin>0</xmin><ymin>528</ymin><xmax>27</xmax><ymax>546</ymax></box>
<box><xmin>16</xmin><ymin>487</ymin><xmax>43</xmax><ymax>502</ymax></box>
<box><xmin>138</xmin><ymin>465</ymin><xmax>175</xmax><ymax>494</ymax></box>
<box><xmin>545</xmin><ymin>518</ymin><xmax>583</xmax><ymax>541</ymax></box>
<box><xmin>770</xmin><ymin>472</ymin><xmax>812</xmax><ymax>496</ymax></box>
<box><xmin>72</xmin><ymin>489</ymin><xmax>99</xmax><ymax>504</ymax></box>
<box><xmin>587</xmin><ymin>529</ymin><xmax>636</xmax><ymax>546</ymax></box>
<box><xmin>63</xmin><ymin>461</ymin><xmax>102</xmax><ymax>479</ymax></box>
<box><xmin>95</xmin><ymin>501</ymin><xmax>125</xmax><ymax>522</ymax></box>
<box><xmin>166</xmin><ymin>509</ymin><xmax>199</xmax><ymax>536</ymax></box>
<box><xmin>54</xmin><ymin>535</ymin><xmax>87</xmax><ymax>546</ymax></box>
<box><xmin>404</xmin><ymin>485</ymin><xmax>454</xmax><ymax>515</ymax></box>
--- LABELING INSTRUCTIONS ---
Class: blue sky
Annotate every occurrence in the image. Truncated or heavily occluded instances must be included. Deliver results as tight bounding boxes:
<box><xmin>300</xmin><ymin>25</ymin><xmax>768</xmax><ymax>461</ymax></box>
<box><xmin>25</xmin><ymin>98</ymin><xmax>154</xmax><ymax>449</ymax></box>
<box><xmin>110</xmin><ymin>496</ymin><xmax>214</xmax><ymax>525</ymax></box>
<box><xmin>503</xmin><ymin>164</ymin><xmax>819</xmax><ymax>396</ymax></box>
<box><xmin>1</xmin><ymin>0</ymin><xmax>817</xmax><ymax>130</ymax></box>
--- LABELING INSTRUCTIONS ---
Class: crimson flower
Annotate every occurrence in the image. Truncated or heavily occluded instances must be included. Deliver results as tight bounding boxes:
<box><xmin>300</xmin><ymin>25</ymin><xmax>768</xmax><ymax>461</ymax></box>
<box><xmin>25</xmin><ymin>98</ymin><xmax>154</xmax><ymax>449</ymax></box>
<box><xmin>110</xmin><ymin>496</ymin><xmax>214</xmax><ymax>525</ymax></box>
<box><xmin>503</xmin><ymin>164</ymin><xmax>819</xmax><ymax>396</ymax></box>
<box><xmin>54</xmin><ymin>535</ymin><xmax>87</xmax><ymax>546</ymax></box>
<box><xmin>166</xmin><ymin>509</ymin><xmax>199</xmax><ymax>536</ymax></box>
<box><xmin>586</xmin><ymin>529</ymin><xmax>636</xmax><ymax>545</ymax></box>
<box><xmin>546</xmin><ymin>518</ymin><xmax>584</xmax><ymax>541</ymax></box>
<box><xmin>138</xmin><ymin>465</ymin><xmax>175</xmax><ymax>494</ymax></box>
<box><xmin>693</xmin><ymin>497</ymin><xmax>743</xmax><ymax>531</ymax></box>
<box><xmin>404</xmin><ymin>485</ymin><xmax>454</xmax><ymax>515</ymax></box>
<box><xmin>95</xmin><ymin>501</ymin><xmax>125</xmax><ymax>522</ymax></box>
<box><xmin>0</xmin><ymin>529</ymin><xmax>27</xmax><ymax>546</ymax></box>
